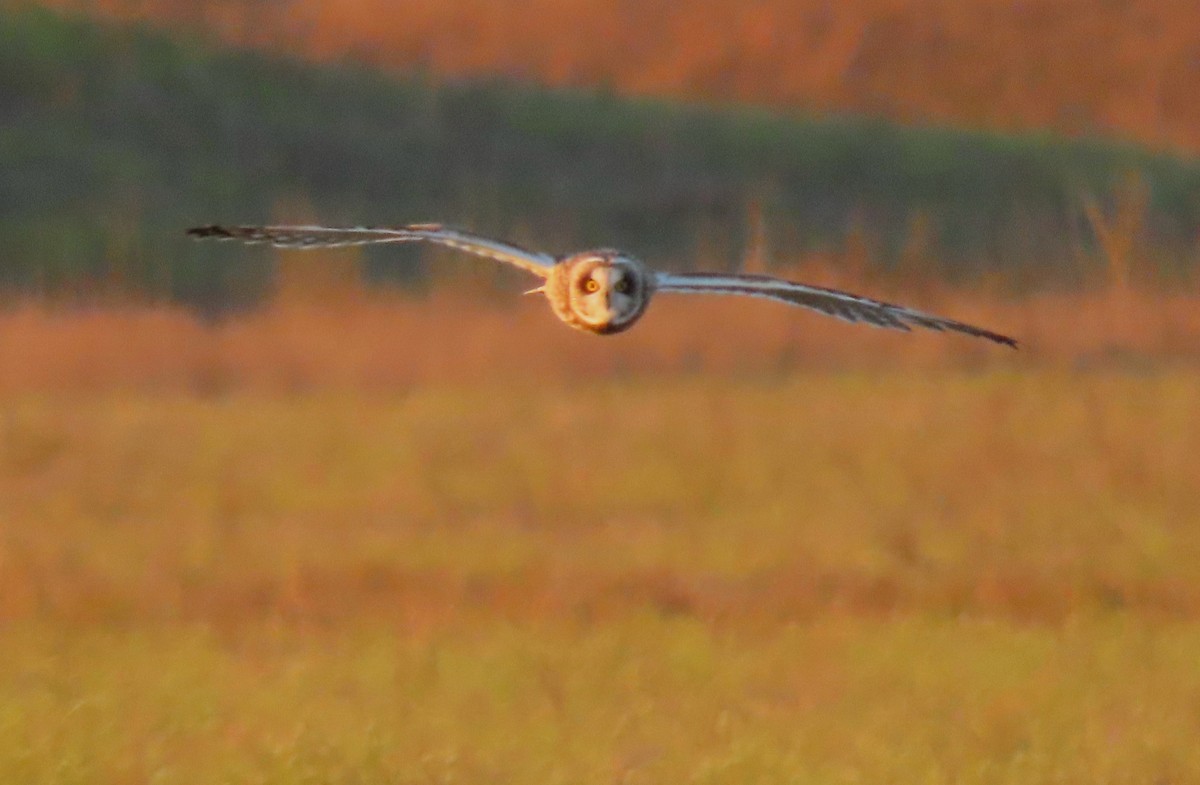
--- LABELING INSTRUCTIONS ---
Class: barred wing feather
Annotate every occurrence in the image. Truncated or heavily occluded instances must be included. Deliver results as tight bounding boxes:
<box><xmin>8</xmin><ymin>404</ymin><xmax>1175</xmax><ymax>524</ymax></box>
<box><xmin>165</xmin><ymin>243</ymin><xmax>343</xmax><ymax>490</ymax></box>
<box><xmin>187</xmin><ymin>224</ymin><xmax>555</xmax><ymax>278</ymax></box>
<box><xmin>655</xmin><ymin>272</ymin><xmax>1017</xmax><ymax>347</ymax></box>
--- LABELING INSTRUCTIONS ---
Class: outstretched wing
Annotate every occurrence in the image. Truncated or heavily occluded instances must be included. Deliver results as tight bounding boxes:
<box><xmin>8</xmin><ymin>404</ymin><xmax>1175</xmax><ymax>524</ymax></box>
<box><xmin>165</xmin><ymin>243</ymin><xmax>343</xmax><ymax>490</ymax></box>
<box><xmin>187</xmin><ymin>223</ymin><xmax>555</xmax><ymax>278</ymax></box>
<box><xmin>654</xmin><ymin>272</ymin><xmax>1017</xmax><ymax>347</ymax></box>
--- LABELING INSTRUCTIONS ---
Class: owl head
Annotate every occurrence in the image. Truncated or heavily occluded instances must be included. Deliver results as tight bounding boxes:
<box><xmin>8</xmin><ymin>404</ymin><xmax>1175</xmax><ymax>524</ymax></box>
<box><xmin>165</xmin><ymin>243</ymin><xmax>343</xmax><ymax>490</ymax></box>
<box><xmin>539</xmin><ymin>251</ymin><xmax>653</xmax><ymax>334</ymax></box>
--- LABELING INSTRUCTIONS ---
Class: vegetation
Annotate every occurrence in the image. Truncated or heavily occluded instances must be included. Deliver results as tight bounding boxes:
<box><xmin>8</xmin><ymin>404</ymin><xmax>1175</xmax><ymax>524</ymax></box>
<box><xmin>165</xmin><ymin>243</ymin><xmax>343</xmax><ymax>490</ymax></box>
<box><xmin>3</xmin><ymin>368</ymin><xmax>1199</xmax><ymax>783</ymax></box>
<box><xmin>56</xmin><ymin>0</ymin><xmax>1200</xmax><ymax>156</ymax></box>
<box><xmin>2</xmin><ymin>266</ymin><xmax>1200</xmax><ymax>393</ymax></box>
<box><xmin>4</xmin><ymin>5</ymin><xmax>1200</xmax><ymax>307</ymax></box>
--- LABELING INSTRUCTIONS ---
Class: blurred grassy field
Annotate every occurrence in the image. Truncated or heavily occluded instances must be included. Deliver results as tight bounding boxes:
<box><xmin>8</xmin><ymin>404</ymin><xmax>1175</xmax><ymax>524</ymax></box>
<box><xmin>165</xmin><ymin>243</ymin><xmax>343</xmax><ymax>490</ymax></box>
<box><xmin>2</xmin><ymin>362</ymin><xmax>1199</xmax><ymax>783</ymax></box>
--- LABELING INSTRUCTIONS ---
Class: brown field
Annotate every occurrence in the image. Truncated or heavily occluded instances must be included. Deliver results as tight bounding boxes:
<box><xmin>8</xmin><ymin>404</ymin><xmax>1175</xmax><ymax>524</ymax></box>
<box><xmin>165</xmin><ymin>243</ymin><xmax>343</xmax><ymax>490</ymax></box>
<box><xmin>2</xmin><ymin>277</ymin><xmax>1200</xmax><ymax>782</ymax></box>
<box><xmin>57</xmin><ymin>0</ymin><xmax>1200</xmax><ymax>153</ymax></box>
<box><xmin>2</xmin><ymin>260</ymin><xmax>1199</xmax><ymax>394</ymax></box>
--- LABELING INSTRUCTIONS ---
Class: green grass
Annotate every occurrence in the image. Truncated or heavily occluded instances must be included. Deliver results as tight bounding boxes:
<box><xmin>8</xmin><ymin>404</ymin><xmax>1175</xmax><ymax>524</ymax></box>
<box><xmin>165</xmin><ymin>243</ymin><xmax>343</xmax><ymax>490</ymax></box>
<box><xmin>2</xmin><ymin>370</ymin><xmax>1199</xmax><ymax>782</ymax></box>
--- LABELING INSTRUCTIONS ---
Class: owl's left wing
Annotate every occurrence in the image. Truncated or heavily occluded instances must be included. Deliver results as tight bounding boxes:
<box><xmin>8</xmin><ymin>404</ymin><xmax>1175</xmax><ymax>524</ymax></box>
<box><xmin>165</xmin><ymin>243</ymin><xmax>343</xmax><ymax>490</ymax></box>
<box><xmin>187</xmin><ymin>223</ymin><xmax>555</xmax><ymax>278</ymax></box>
<box><xmin>654</xmin><ymin>272</ymin><xmax>1017</xmax><ymax>347</ymax></box>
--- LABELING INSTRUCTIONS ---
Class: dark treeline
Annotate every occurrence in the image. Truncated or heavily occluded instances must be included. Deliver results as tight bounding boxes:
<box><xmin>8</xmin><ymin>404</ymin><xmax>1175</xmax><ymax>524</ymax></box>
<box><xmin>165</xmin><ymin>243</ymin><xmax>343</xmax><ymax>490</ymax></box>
<box><xmin>3</xmin><ymin>4</ymin><xmax>1200</xmax><ymax>308</ymax></box>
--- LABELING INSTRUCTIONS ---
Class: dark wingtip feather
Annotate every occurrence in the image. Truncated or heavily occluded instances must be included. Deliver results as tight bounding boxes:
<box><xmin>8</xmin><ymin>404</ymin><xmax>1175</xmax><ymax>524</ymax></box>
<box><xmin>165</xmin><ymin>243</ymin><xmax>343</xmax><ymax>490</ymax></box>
<box><xmin>970</xmin><ymin>326</ymin><xmax>1019</xmax><ymax>348</ymax></box>
<box><xmin>187</xmin><ymin>225</ymin><xmax>235</xmax><ymax>239</ymax></box>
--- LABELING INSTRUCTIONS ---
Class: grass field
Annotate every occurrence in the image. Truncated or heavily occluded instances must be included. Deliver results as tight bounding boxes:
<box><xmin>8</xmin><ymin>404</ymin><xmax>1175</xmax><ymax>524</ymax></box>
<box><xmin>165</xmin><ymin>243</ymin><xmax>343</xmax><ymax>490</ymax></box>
<box><xmin>2</xmin><ymin>338</ymin><xmax>1199</xmax><ymax>782</ymax></box>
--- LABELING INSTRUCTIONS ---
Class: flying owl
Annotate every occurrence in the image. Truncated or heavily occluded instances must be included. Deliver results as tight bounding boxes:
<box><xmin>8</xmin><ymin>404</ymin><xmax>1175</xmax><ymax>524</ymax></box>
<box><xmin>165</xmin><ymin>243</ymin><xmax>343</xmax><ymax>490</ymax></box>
<box><xmin>187</xmin><ymin>223</ymin><xmax>1017</xmax><ymax>347</ymax></box>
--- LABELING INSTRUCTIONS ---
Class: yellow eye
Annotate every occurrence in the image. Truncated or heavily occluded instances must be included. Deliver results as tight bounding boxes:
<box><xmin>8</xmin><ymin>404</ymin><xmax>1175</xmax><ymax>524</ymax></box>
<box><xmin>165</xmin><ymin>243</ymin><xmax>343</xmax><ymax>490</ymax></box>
<box><xmin>584</xmin><ymin>279</ymin><xmax>600</xmax><ymax>293</ymax></box>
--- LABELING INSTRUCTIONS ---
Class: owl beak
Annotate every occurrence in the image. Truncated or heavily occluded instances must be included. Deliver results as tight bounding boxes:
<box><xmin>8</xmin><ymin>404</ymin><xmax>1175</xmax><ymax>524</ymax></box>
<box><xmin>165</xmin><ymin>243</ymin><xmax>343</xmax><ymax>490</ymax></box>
<box><xmin>523</xmin><ymin>284</ymin><xmax>546</xmax><ymax>296</ymax></box>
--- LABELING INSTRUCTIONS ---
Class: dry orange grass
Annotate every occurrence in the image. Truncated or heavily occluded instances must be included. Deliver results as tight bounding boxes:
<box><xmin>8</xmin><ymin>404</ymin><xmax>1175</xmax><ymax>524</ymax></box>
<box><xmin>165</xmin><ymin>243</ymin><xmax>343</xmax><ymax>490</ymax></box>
<box><xmin>0</xmin><ymin>270</ymin><xmax>1196</xmax><ymax>395</ymax></box>
<box><xmin>4</xmin><ymin>279</ymin><xmax>1200</xmax><ymax>781</ymax></box>
<box><xmin>3</xmin><ymin>358</ymin><xmax>1199</xmax><ymax>633</ymax></box>
<box><xmin>5</xmin><ymin>267</ymin><xmax>1198</xmax><ymax>630</ymax></box>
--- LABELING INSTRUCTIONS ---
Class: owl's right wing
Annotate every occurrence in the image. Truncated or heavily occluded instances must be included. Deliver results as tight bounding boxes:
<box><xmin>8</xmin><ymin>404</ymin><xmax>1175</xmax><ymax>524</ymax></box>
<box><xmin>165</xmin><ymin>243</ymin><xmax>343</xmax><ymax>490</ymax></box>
<box><xmin>655</xmin><ymin>271</ymin><xmax>1017</xmax><ymax>347</ymax></box>
<box><xmin>187</xmin><ymin>223</ymin><xmax>555</xmax><ymax>278</ymax></box>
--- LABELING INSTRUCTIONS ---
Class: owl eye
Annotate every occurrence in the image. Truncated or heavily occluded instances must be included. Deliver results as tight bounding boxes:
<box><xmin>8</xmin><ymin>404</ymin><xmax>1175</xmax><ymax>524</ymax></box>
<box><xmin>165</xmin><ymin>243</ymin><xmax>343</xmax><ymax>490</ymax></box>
<box><xmin>583</xmin><ymin>278</ymin><xmax>600</xmax><ymax>293</ymax></box>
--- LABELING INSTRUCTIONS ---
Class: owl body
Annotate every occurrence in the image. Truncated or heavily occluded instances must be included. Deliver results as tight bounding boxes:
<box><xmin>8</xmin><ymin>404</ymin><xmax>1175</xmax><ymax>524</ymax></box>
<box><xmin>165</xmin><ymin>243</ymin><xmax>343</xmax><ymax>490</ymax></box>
<box><xmin>545</xmin><ymin>251</ymin><xmax>656</xmax><ymax>334</ymax></box>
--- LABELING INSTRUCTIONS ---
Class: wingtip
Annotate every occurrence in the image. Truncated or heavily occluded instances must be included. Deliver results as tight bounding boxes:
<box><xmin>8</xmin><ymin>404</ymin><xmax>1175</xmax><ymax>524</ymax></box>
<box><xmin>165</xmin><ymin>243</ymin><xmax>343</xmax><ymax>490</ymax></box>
<box><xmin>187</xmin><ymin>225</ymin><xmax>233</xmax><ymax>239</ymax></box>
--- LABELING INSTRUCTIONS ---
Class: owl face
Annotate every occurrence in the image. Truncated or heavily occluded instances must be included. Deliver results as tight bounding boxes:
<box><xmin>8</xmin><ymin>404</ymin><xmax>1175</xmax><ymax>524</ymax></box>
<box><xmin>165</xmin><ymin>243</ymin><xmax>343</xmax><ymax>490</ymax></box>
<box><xmin>550</xmin><ymin>252</ymin><xmax>652</xmax><ymax>334</ymax></box>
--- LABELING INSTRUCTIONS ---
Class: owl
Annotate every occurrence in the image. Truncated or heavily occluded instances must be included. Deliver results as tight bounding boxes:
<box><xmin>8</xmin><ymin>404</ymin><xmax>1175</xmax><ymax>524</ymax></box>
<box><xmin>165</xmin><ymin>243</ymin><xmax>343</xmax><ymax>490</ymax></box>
<box><xmin>187</xmin><ymin>223</ymin><xmax>1016</xmax><ymax>347</ymax></box>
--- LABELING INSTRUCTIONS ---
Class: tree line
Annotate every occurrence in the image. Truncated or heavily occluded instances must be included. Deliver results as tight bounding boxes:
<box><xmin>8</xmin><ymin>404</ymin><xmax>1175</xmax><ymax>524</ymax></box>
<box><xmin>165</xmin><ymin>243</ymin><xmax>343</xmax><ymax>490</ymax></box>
<box><xmin>3</xmin><ymin>5</ymin><xmax>1200</xmax><ymax>308</ymax></box>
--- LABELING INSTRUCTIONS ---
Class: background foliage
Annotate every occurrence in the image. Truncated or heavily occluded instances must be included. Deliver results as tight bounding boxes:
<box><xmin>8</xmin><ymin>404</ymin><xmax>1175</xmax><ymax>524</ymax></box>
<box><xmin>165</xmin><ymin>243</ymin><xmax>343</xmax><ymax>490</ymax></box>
<box><xmin>4</xmin><ymin>5</ymin><xmax>1200</xmax><ymax>307</ymax></box>
<box><xmin>52</xmin><ymin>0</ymin><xmax>1200</xmax><ymax>155</ymax></box>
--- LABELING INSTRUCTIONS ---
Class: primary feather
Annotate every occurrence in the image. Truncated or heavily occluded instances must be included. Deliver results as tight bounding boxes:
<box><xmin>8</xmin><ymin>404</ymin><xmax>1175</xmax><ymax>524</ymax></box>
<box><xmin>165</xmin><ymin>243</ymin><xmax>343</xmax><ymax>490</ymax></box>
<box><xmin>187</xmin><ymin>223</ymin><xmax>554</xmax><ymax>277</ymax></box>
<box><xmin>655</xmin><ymin>272</ymin><xmax>1017</xmax><ymax>347</ymax></box>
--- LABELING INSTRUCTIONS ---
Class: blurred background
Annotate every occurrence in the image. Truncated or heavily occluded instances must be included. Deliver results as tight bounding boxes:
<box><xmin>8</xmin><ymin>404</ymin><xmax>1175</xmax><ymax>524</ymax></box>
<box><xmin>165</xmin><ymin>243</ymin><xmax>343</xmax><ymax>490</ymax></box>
<box><xmin>2</xmin><ymin>2</ymin><xmax>1199</xmax><ymax>782</ymax></box>
<box><xmin>1</xmin><ymin>0</ymin><xmax>1198</xmax><ymax>377</ymax></box>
